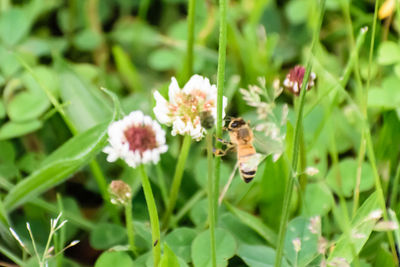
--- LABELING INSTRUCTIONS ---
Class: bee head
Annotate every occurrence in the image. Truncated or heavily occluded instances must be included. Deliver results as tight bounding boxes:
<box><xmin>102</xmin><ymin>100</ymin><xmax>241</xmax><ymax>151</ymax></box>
<box><xmin>228</xmin><ymin>118</ymin><xmax>246</xmax><ymax>130</ymax></box>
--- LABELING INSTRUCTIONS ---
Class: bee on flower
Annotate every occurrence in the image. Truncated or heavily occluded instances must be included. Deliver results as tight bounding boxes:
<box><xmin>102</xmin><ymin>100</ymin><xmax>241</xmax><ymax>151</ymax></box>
<box><xmin>153</xmin><ymin>74</ymin><xmax>228</xmax><ymax>141</ymax></box>
<box><xmin>103</xmin><ymin>111</ymin><xmax>168</xmax><ymax>168</ymax></box>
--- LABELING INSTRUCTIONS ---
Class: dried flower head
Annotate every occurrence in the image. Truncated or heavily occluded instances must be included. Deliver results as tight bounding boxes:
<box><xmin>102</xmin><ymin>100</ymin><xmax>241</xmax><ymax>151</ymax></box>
<box><xmin>292</xmin><ymin>238</ymin><xmax>302</xmax><ymax>253</ymax></box>
<box><xmin>103</xmin><ymin>111</ymin><xmax>168</xmax><ymax>168</ymax></box>
<box><xmin>153</xmin><ymin>75</ymin><xmax>227</xmax><ymax>141</ymax></box>
<box><xmin>109</xmin><ymin>180</ymin><xmax>132</xmax><ymax>206</ymax></box>
<box><xmin>283</xmin><ymin>65</ymin><xmax>316</xmax><ymax>96</ymax></box>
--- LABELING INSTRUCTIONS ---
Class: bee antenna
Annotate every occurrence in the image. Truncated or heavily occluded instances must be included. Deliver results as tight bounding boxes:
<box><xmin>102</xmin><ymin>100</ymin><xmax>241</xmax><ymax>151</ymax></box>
<box><xmin>223</xmin><ymin>116</ymin><xmax>232</xmax><ymax>121</ymax></box>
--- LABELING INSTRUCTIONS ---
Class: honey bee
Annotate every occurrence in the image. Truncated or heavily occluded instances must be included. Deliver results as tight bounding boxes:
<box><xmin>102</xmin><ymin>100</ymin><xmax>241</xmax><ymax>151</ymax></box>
<box><xmin>215</xmin><ymin>117</ymin><xmax>261</xmax><ymax>183</ymax></box>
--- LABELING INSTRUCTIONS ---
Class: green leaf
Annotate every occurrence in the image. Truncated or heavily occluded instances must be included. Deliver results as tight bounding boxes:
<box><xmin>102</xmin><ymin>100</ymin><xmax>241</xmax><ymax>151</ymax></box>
<box><xmin>189</xmin><ymin>198</ymin><xmax>208</xmax><ymax>227</ymax></box>
<box><xmin>90</xmin><ymin>223</ymin><xmax>127</xmax><ymax>250</ymax></box>
<box><xmin>303</xmin><ymin>182</ymin><xmax>334</xmax><ymax>216</ymax></box>
<box><xmin>112</xmin><ymin>45</ymin><xmax>143</xmax><ymax>92</ymax></box>
<box><xmin>191</xmin><ymin>228</ymin><xmax>236</xmax><ymax>267</ymax></box>
<box><xmin>148</xmin><ymin>48</ymin><xmax>181</xmax><ymax>71</ymax></box>
<box><xmin>0</xmin><ymin>120</ymin><xmax>42</xmax><ymax>140</ymax></box>
<box><xmin>327</xmin><ymin>192</ymin><xmax>380</xmax><ymax>264</ymax></box>
<box><xmin>377</xmin><ymin>41</ymin><xmax>400</xmax><ymax>65</ymax></box>
<box><xmin>3</xmin><ymin>121</ymin><xmax>108</xmax><ymax>210</ymax></box>
<box><xmin>285</xmin><ymin>0</ymin><xmax>310</xmax><ymax>25</ymax></box>
<box><xmin>237</xmin><ymin>244</ymin><xmax>290</xmax><ymax>267</ymax></box>
<box><xmin>7</xmin><ymin>92</ymin><xmax>49</xmax><ymax>122</ymax></box>
<box><xmin>368</xmin><ymin>76</ymin><xmax>400</xmax><ymax>109</ymax></box>
<box><xmin>0</xmin><ymin>46</ymin><xmax>21</xmax><ymax>78</ymax></box>
<box><xmin>57</xmin><ymin>60</ymin><xmax>113</xmax><ymax>132</ymax></box>
<box><xmin>95</xmin><ymin>251</ymin><xmax>134</xmax><ymax>267</ymax></box>
<box><xmin>218</xmin><ymin>213</ymin><xmax>264</xmax><ymax>246</ymax></box>
<box><xmin>326</xmin><ymin>158</ymin><xmax>374</xmax><ymax>197</ymax></box>
<box><xmin>0</xmin><ymin>98</ymin><xmax>5</xmax><ymax>119</ymax></box>
<box><xmin>73</xmin><ymin>28</ymin><xmax>102</xmax><ymax>51</ymax></box>
<box><xmin>284</xmin><ymin>217</ymin><xmax>319</xmax><ymax>267</ymax></box>
<box><xmin>0</xmin><ymin>8</ymin><xmax>32</xmax><ymax>46</ymax></box>
<box><xmin>160</xmin><ymin>243</ymin><xmax>180</xmax><ymax>267</ymax></box>
<box><xmin>165</xmin><ymin>227</ymin><xmax>197</xmax><ymax>262</ymax></box>
<box><xmin>225</xmin><ymin>202</ymin><xmax>277</xmax><ymax>245</ymax></box>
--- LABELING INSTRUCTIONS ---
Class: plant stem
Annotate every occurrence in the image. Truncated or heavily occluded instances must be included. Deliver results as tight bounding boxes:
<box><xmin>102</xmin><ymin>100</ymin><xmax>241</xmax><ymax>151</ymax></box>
<box><xmin>390</xmin><ymin>163</ymin><xmax>400</xmax><ymax>209</ymax></box>
<box><xmin>180</xmin><ymin>0</ymin><xmax>197</xmax><ymax>83</ymax></box>
<box><xmin>125</xmin><ymin>200</ymin><xmax>137</xmax><ymax>256</ymax></box>
<box><xmin>365</xmin><ymin>0</ymin><xmax>398</xmax><ymax>262</ymax></box>
<box><xmin>274</xmin><ymin>1</ymin><xmax>325</xmax><ymax>266</ymax></box>
<box><xmin>138</xmin><ymin>0</ymin><xmax>150</xmax><ymax>20</ymax></box>
<box><xmin>214</xmin><ymin>0</ymin><xmax>228</xmax><ymax>222</ymax></box>
<box><xmin>162</xmin><ymin>135</ymin><xmax>191</xmax><ymax>229</ymax></box>
<box><xmin>139</xmin><ymin>164</ymin><xmax>161</xmax><ymax>267</ymax></box>
<box><xmin>171</xmin><ymin>190</ymin><xmax>206</xmax><ymax>227</ymax></box>
<box><xmin>207</xmin><ymin>132</ymin><xmax>217</xmax><ymax>267</ymax></box>
<box><xmin>89</xmin><ymin>160</ymin><xmax>121</xmax><ymax>224</ymax></box>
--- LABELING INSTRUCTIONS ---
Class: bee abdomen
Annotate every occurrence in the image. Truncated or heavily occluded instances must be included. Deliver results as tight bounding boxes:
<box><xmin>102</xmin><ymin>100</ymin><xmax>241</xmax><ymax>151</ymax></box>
<box><xmin>240</xmin><ymin>170</ymin><xmax>256</xmax><ymax>183</ymax></box>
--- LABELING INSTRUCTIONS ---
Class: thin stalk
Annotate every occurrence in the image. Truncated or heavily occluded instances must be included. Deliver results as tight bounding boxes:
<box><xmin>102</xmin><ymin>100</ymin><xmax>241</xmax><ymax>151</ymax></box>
<box><xmin>89</xmin><ymin>160</ymin><xmax>120</xmax><ymax>224</ymax></box>
<box><xmin>340</xmin><ymin>0</ymin><xmax>367</xmax><ymax>217</ymax></box>
<box><xmin>138</xmin><ymin>0</ymin><xmax>150</xmax><ymax>20</ymax></box>
<box><xmin>55</xmin><ymin>194</ymin><xmax>65</xmax><ymax>267</ymax></box>
<box><xmin>214</xmin><ymin>0</ymin><xmax>228</xmax><ymax>222</ymax></box>
<box><xmin>162</xmin><ymin>135</ymin><xmax>191</xmax><ymax>229</ymax></box>
<box><xmin>171</xmin><ymin>190</ymin><xmax>206</xmax><ymax>227</ymax></box>
<box><xmin>365</xmin><ymin>129</ymin><xmax>398</xmax><ymax>262</ymax></box>
<box><xmin>390</xmin><ymin>163</ymin><xmax>400</xmax><ymax>209</ymax></box>
<box><xmin>125</xmin><ymin>200</ymin><xmax>137</xmax><ymax>256</ymax></box>
<box><xmin>180</xmin><ymin>0</ymin><xmax>197</xmax><ymax>83</ymax></box>
<box><xmin>365</xmin><ymin>0</ymin><xmax>398</xmax><ymax>262</ymax></box>
<box><xmin>156</xmin><ymin>163</ymin><xmax>169</xmax><ymax>208</ymax></box>
<box><xmin>207</xmin><ymin>132</ymin><xmax>217</xmax><ymax>267</ymax></box>
<box><xmin>274</xmin><ymin>1</ymin><xmax>325</xmax><ymax>266</ymax></box>
<box><xmin>329</xmin><ymin>122</ymin><xmax>360</xmax><ymax>267</ymax></box>
<box><xmin>139</xmin><ymin>164</ymin><xmax>161</xmax><ymax>267</ymax></box>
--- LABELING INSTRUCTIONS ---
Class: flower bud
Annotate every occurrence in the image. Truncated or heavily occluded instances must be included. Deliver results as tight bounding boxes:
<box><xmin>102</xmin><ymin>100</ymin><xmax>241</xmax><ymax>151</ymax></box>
<box><xmin>283</xmin><ymin>65</ymin><xmax>316</xmax><ymax>96</ymax></box>
<box><xmin>109</xmin><ymin>180</ymin><xmax>132</xmax><ymax>206</ymax></box>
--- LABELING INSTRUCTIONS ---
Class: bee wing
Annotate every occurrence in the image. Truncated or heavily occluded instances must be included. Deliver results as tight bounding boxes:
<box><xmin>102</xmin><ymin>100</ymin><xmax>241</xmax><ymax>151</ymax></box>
<box><xmin>253</xmin><ymin>131</ymin><xmax>284</xmax><ymax>161</ymax></box>
<box><xmin>239</xmin><ymin>153</ymin><xmax>266</xmax><ymax>171</ymax></box>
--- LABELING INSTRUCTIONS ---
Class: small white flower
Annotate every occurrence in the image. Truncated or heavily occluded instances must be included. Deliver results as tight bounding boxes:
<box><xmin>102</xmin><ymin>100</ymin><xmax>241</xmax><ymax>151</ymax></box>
<box><xmin>153</xmin><ymin>75</ymin><xmax>228</xmax><ymax>141</ymax></box>
<box><xmin>305</xmin><ymin>167</ymin><xmax>320</xmax><ymax>176</ymax></box>
<box><xmin>103</xmin><ymin>111</ymin><xmax>168</xmax><ymax>168</ymax></box>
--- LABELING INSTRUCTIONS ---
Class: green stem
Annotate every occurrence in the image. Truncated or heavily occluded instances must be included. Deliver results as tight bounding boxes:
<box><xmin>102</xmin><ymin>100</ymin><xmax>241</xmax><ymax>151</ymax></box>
<box><xmin>125</xmin><ymin>201</ymin><xmax>137</xmax><ymax>256</ymax></box>
<box><xmin>89</xmin><ymin>160</ymin><xmax>121</xmax><ymax>224</ymax></box>
<box><xmin>170</xmin><ymin>190</ymin><xmax>206</xmax><ymax>227</ymax></box>
<box><xmin>207</xmin><ymin>132</ymin><xmax>217</xmax><ymax>267</ymax></box>
<box><xmin>365</xmin><ymin>0</ymin><xmax>398</xmax><ymax>262</ymax></box>
<box><xmin>180</xmin><ymin>0</ymin><xmax>197</xmax><ymax>83</ymax></box>
<box><xmin>138</xmin><ymin>0</ymin><xmax>150</xmax><ymax>20</ymax></box>
<box><xmin>365</xmin><ymin>129</ymin><xmax>398</xmax><ymax>262</ymax></box>
<box><xmin>274</xmin><ymin>2</ymin><xmax>325</xmax><ymax>266</ymax></box>
<box><xmin>390</xmin><ymin>163</ymin><xmax>400</xmax><ymax>209</ymax></box>
<box><xmin>162</xmin><ymin>135</ymin><xmax>191</xmax><ymax>229</ymax></box>
<box><xmin>214</xmin><ymin>0</ymin><xmax>228</xmax><ymax>222</ymax></box>
<box><xmin>139</xmin><ymin>164</ymin><xmax>161</xmax><ymax>267</ymax></box>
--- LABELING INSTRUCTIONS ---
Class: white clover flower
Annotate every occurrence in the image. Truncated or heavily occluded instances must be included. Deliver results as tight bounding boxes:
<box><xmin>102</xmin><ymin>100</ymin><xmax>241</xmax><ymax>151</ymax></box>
<box><xmin>153</xmin><ymin>74</ymin><xmax>227</xmax><ymax>141</ymax></box>
<box><xmin>103</xmin><ymin>111</ymin><xmax>168</xmax><ymax>168</ymax></box>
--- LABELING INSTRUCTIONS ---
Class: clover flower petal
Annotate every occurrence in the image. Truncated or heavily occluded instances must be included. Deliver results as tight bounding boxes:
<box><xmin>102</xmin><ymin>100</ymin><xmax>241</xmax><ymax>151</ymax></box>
<box><xmin>103</xmin><ymin>111</ymin><xmax>168</xmax><ymax>168</ymax></box>
<box><xmin>153</xmin><ymin>74</ymin><xmax>227</xmax><ymax>141</ymax></box>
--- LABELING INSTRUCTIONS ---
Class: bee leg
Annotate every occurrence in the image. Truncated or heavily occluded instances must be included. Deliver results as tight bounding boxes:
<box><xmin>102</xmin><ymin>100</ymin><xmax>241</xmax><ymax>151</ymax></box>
<box><xmin>213</xmin><ymin>148</ymin><xmax>227</xmax><ymax>157</ymax></box>
<box><xmin>215</xmin><ymin>137</ymin><xmax>233</xmax><ymax>146</ymax></box>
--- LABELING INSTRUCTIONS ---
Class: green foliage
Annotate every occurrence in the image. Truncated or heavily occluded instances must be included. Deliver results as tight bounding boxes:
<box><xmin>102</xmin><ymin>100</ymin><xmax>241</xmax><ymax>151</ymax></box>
<box><xmin>1</xmin><ymin>0</ymin><xmax>399</xmax><ymax>266</ymax></box>
<box><xmin>191</xmin><ymin>228</ymin><xmax>236</xmax><ymax>267</ymax></box>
